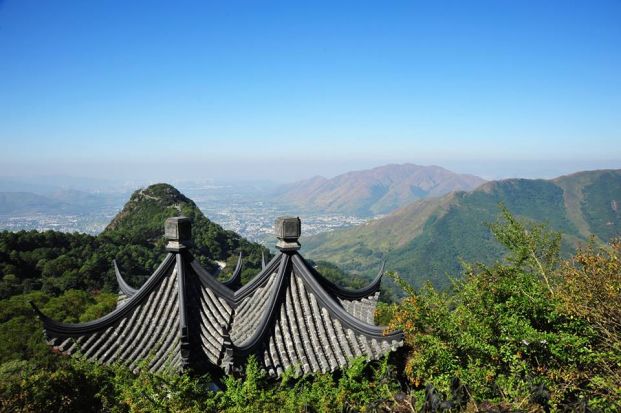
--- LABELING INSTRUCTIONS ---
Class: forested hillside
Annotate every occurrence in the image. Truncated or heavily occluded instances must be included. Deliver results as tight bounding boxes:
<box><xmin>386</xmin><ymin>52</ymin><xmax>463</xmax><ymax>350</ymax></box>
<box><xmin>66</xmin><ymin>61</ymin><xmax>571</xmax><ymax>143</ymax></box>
<box><xmin>0</xmin><ymin>183</ymin><xmax>269</xmax><ymax>299</ymax></box>
<box><xmin>303</xmin><ymin>169</ymin><xmax>621</xmax><ymax>289</ymax></box>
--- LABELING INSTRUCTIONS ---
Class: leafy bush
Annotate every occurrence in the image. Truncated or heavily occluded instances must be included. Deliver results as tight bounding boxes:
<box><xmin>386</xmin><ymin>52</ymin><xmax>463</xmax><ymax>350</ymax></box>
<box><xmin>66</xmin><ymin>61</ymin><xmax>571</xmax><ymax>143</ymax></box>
<box><xmin>555</xmin><ymin>239</ymin><xmax>621</xmax><ymax>407</ymax></box>
<box><xmin>0</xmin><ymin>358</ymin><xmax>115</xmax><ymax>413</ymax></box>
<box><xmin>0</xmin><ymin>290</ymin><xmax>117</xmax><ymax>365</ymax></box>
<box><xmin>0</xmin><ymin>355</ymin><xmax>406</xmax><ymax>413</ymax></box>
<box><xmin>388</xmin><ymin>207</ymin><xmax>621</xmax><ymax>411</ymax></box>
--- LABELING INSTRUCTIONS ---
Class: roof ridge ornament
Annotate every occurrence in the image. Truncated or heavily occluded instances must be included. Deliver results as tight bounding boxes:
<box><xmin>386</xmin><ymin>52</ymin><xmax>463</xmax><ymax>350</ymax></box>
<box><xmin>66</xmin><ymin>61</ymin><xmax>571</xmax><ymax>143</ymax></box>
<box><xmin>33</xmin><ymin>215</ymin><xmax>403</xmax><ymax>378</ymax></box>
<box><xmin>274</xmin><ymin>216</ymin><xmax>301</xmax><ymax>251</ymax></box>
<box><xmin>165</xmin><ymin>216</ymin><xmax>193</xmax><ymax>252</ymax></box>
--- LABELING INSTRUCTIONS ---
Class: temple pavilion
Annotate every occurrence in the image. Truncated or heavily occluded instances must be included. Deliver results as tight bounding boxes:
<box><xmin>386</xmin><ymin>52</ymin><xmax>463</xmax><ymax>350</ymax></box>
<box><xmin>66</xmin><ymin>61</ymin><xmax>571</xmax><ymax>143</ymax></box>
<box><xmin>32</xmin><ymin>216</ymin><xmax>403</xmax><ymax>377</ymax></box>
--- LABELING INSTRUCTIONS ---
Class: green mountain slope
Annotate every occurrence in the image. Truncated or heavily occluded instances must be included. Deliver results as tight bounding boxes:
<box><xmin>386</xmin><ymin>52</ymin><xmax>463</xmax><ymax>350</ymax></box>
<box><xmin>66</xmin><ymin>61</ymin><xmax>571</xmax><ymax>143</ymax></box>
<box><xmin>104</xmin><ymin>183</ymin><xmax>268</xmax><ymax>278</ymax></box>
<box><xmin>0</xmin><ymin>183</ymin><xmax>268</xmax><ymax>299</ymax></box>
<box><xmin>303</xmin><ymin>169</ymin><xmax>621</xmax><ymax>289</ymax></box>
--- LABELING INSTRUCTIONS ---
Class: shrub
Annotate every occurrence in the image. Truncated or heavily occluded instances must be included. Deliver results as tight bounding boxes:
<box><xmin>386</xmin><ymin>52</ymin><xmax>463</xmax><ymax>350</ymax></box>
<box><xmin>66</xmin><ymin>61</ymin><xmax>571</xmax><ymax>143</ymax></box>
<box><xmin>555</xmin><ymin>239</ymin><xmax>621</xmax><ymax>407</ymax></box>
<box><xmin>388</xmin><ymin>207</ymin><xmax>621</xmax><ymax>411</ymax></box>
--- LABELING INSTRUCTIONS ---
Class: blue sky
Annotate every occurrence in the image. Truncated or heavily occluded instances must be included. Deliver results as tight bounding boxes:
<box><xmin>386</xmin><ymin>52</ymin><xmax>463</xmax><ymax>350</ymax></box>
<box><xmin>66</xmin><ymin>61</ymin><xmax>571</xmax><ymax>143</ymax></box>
<box><xmin>0</xmin><ymin>1</ymin><xmax>620</xmax><ymax>181</ymax></box>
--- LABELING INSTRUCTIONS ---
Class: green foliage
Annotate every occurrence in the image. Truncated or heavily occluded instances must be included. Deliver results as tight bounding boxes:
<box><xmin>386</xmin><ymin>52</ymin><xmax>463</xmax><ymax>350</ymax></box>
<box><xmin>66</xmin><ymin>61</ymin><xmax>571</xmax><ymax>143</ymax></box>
<box><xmin>0</xmin><ymin>354</ymin><xmax>405</xmax><ymax>412</ymax></box>
<box><xmin>217</xmin><ymin>356</ymin><xmax>272</xmax><ymax>412</ymax></box>
<box><xmin>101</xmin><ymin>183</ymin><xmax>269</xmax><ymax>278</ymax></box>
<box><xmin>0</xmin><ymin>229</ymin><xmax>161</xmax><ymax>298</ymax></box>
<box><xmin>0</xmin><ymin>357</ymin><xmax>116</xmax><ymax>412</ymax></box>
<box><xmin>304</xmin><ymin>173</ymin><xmax>618</xmax><ymax>291</ymax></box>
<box><xmin>580</xmin><ymin>170</ymin><xmax>621</xmax><ymax>242</ymax></box>
<box><xmin>109</xmin><ymin>361</ymin><xmax>213</xmax><ymax>412</ymax></box>
<box><xmin>79</xmin><ymin>292</ymin><xmax>118</xmax><ymax>322</ymax></box>
<box><xmin>216</xmin><ymin>355</ymin><xmax>401</xmax><ymax>412</ymax></box>
<box><xmin>388</xmin><ymin>207</ymin><xmax>621</xmax><ymax>410</ymax></box>
<box><xmin>555</xmin><ymin>239</ymin><xmax>621</xmax><ymax>404</ymax></box>
<box><xmin>0</xmin><ymin>184</ymin><xmax>270</xmax><ymax>300</ymax></box>
<box><xmin>387</xmin><ymin>181</ymin><xmax>582</xmax><ymax>291</ymax></box>
<box><xmin>0</xmin><ymin>289</ymin><xmax>117</xmax><ymax>365</ymax></box>
<box><xmin>312</xmin><ymin>260</ymin><xmax>397</xmax><ymax>304</ymax></box>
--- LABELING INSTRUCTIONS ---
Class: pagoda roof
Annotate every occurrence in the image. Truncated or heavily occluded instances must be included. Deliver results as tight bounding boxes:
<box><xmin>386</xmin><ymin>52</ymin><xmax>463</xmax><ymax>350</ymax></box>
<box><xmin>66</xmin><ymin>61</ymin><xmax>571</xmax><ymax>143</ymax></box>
<box><xmin>114</xmin><ymin>250</ymin><xmax>244</xmax><ymax>299</ymax></box>
<box><xmin>32</xmin><ymin>216</ymin><xmax>403</xmax><ymax>377</ymax></box>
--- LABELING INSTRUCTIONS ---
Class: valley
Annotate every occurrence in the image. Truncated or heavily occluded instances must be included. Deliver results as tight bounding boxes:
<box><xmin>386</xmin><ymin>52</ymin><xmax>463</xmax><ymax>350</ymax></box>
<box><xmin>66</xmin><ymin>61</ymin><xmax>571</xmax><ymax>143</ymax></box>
<box><xmin>1</xmin><ymin>166</ymin><xmax>620</xmax><ymax>293</ymax></box>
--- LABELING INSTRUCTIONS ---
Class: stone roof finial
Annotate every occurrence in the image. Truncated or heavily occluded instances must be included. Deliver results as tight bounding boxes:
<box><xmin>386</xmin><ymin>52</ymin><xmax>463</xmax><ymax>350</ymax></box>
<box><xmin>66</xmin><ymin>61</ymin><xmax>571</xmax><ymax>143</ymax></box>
<box><xmin>165</xmin><ymin>216</ymin><xmax>192</xmax><ymax>251</ymax></box>
<box><xmin>34</xmin><ymin>215</ymin><xmax>403</xmax><ymax>378</ymax></box>
<box><xmin>275</xmin><ymin>216</ymin><xmax>301</xmax><ymax>251</ymax></box>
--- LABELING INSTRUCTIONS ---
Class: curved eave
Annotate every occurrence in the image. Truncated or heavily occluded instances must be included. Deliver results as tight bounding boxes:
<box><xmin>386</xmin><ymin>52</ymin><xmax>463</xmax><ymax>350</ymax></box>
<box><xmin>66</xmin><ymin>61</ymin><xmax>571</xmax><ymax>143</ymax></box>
<box><xmin>233</xmin><ymin>252</ymin><xmax>402</xmax><ymax>357</ymax></box>
<box><xmin>292</xmin><ymin>254</ymin><xmax>403</xmax><ymax>341</ymax></box>
<box><xmin>190</xmin><ymin>258</ymin><xmax>235</xmax><ymax>304</ymax></box>
<box><xmin>302</xmin><ymin>255</ymin><xmax>384</xmax><ymax>299</ymax></box>
<box><xmin>31</xmin><ymin>253</ymin><xmax>177</xmax><ymax>336</ymax></box>
<box><xmin>114</xmin><ymin>260</ymin><xmax>138</xmax><ymax>297</ymax></box>
<box><xmin>222</xmin><ymin>252</ymin><xmax>243</xmax><ymax>289</ymax></box>
<box><xmin>232</xmin><ymin>253</ymin><xmax>282</xmax><ymax>302</ymax></box>
<box><xmin>188</xmin><ymin>250</ymin><xmax>282</xmax><ymax>306</ymax></box>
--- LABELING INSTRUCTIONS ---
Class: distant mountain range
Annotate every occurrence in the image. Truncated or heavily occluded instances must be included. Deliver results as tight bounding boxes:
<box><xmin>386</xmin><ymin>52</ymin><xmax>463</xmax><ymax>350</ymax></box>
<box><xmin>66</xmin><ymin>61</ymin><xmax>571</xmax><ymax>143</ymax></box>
<box><xmin>302</xmin><ymin>169</ymin><xmax>621</xmax><ymax>289</ymax></box>
<box><xmin>4</xmin><ymin>167</ymin><xmax>620</xmax><ymax>293</ymax></box>
<box><xmin>274</xmin><ymin>164</ymin><xmax>486</xmax><ymax>216</ymax></box>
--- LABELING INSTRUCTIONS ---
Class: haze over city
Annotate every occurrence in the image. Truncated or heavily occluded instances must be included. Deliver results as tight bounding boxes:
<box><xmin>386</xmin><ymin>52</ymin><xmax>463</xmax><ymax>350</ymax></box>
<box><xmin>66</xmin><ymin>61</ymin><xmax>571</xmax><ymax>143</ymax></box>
<box><xmin>1</xmin><ymin>1</ymin><xmax>619</xmax><ymax>183</ymax></box>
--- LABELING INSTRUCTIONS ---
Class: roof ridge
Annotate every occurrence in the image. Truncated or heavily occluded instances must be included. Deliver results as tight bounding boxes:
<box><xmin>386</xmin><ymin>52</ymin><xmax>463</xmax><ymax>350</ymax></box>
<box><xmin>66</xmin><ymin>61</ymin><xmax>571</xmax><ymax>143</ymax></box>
<box><xmin>32</xmin><ymin>253</ymin><xmax>176</xmax><ymax>336</ymax></box>
<box><xmin>234</xmin><ymin>253</ymin><xmax>291</xmax><ymax>355</ymax></box>
<box><xmin>291</xmin><ymin>254</ymin><xmax>402</xmax><ymax>340</ymax></box>
<box><xmin>33</xmin><ymin>216</ymin><xmax>403</xmax><ymax>377</ymax></box>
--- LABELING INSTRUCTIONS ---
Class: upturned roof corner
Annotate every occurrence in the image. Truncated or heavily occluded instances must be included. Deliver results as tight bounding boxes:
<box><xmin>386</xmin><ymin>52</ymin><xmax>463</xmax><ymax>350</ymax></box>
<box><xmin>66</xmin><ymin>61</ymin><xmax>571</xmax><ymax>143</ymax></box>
<box><xmin>32</xmin><ymin>216</ymin><xmax>403</xmax><ymax>378</ymax></box>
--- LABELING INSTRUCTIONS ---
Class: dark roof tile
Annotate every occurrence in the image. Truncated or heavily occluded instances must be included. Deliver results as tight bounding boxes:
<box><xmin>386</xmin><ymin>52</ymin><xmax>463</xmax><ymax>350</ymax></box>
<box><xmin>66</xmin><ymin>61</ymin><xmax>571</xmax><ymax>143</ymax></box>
<box><xmin>33</xmin><ymin>217</ymin><xmax>403</xmax><ymax>378</ymax></box>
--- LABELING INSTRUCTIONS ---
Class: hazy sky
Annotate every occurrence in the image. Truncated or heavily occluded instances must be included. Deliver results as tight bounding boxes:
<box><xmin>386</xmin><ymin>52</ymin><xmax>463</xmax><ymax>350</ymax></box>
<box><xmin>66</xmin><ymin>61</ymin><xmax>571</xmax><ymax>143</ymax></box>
<box><xmin>0</xmin><ymin>1</ymin><xmax>620</xmax><ymax>181</ymax></box>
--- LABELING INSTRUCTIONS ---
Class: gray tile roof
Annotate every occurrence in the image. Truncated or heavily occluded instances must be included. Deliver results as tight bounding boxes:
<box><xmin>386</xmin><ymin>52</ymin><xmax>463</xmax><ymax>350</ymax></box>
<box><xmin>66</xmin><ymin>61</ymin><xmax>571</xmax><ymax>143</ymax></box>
<box><xmin>34</xmin><ymin>254</ymin><xmax>183</xmax><ymax>373</ymax></box>
<box><xmin>32</xmin><ymin>217</ymin><xmax>403</xmax><ymax>378</ymax></box>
